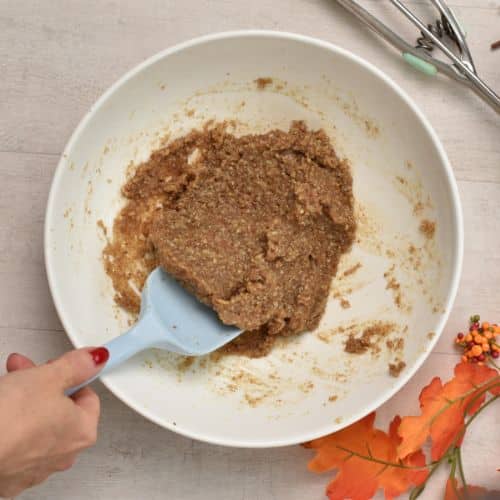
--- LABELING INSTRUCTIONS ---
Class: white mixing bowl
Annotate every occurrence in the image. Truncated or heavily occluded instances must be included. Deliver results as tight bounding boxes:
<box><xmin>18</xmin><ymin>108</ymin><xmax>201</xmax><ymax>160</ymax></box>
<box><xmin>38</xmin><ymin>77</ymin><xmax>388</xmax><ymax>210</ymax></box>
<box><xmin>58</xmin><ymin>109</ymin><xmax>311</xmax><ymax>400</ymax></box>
<box><xmin>45</xmin><ymin>31</ymin><xmax>463</xmax><ymax>447</ymax></box>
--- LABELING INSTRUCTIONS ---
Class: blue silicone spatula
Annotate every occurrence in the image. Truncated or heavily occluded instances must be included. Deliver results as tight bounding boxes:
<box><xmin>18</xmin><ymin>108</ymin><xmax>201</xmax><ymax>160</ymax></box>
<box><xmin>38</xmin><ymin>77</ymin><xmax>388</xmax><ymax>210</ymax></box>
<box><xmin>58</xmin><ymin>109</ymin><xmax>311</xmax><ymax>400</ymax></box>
<box><xmin>67</xmin><ymin>267</ymin><xmax>242</xmax><ymax>395</ymax></box>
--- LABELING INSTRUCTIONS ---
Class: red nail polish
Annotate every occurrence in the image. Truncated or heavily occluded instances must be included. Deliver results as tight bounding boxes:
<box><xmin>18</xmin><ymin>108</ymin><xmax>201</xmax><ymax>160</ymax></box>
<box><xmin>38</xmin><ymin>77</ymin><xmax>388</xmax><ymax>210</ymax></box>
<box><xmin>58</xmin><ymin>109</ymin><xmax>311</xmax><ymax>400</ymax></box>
<box><xmin>90</xmin><ymin>347</ymin><xmax>109</xmax><ymax>365</ymax></box>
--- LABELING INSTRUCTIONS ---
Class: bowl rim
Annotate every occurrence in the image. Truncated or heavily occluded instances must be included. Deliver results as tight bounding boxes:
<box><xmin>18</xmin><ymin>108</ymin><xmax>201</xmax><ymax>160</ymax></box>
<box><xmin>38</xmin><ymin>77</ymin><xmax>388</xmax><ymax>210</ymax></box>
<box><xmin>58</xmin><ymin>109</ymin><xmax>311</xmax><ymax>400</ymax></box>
<box><xmin>44</xmin><ymin>29</ymin><xmax>464</xmax><ymax>448</ymax></box>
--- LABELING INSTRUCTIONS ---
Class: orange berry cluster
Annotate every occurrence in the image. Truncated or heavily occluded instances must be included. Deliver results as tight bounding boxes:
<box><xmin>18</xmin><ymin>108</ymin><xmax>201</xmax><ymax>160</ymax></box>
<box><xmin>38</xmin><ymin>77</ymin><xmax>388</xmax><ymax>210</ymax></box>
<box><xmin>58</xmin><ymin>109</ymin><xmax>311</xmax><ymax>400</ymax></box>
<box><xmin>455</xmin><ymin>315</ymin><xmax>500</xmax><ymax>365</ymax></box>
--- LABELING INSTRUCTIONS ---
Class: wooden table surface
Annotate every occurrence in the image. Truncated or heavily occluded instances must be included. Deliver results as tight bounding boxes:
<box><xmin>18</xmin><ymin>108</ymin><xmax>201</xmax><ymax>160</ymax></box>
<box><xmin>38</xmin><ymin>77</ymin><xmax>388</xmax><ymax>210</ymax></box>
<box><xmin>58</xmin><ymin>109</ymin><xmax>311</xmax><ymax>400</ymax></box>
<box><xmin>1</xmin><ymin>1</ymin><xmax>498</xmax><ymax>499</ymax></box>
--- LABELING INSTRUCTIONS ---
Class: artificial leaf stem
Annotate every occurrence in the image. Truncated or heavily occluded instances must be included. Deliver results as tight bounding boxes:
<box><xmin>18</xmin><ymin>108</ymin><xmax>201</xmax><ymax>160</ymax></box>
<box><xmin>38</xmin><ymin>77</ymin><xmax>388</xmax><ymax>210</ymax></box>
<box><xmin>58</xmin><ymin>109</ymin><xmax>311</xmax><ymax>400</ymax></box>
<box><xmin>456</xmin><ymin>447</ymin><xmax>467</xmax><ymax>492</ymax></box>
<box><xmin>335</xmin><ymin>445</ymin><xmax>436</xmax><ymax>471</ymax></box>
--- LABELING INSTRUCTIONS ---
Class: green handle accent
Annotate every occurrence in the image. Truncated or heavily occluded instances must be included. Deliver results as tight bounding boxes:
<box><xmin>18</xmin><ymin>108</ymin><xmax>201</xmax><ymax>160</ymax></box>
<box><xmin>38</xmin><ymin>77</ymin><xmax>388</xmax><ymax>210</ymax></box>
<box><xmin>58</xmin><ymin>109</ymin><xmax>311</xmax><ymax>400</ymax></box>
<box><xmin>403</xmin><ymin>52</ymin><xmax>438</xmax><ymax>76</ymax></box>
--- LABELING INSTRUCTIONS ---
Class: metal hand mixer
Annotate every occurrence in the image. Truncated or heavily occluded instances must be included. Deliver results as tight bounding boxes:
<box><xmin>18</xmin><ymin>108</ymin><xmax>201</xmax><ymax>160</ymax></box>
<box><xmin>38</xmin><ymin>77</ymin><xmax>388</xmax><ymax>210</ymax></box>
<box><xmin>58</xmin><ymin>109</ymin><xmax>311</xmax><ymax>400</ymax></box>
<box><xmin>336</xmin><ymin>0</ymin><xmax>500</xmax><ymax>114</ymax></box>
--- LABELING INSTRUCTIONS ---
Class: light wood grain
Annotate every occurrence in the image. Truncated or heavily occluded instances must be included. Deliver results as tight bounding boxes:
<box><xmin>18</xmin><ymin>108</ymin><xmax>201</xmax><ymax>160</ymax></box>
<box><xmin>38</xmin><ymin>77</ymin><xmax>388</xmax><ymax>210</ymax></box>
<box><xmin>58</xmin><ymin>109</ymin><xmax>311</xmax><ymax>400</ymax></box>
<box><xmin>0</xmin><ymin>152</ymin><xmax>62</xmax><ymax>331</ymax></box>
<box><xmin>0</xmin><ymin>0</ymin><xmax>499</xmax><ymax>499</ymax></box>
<box><xmin>1</xmin><ymin>1</ymin><xmax>499</xmax><ymax>179</ymax></box>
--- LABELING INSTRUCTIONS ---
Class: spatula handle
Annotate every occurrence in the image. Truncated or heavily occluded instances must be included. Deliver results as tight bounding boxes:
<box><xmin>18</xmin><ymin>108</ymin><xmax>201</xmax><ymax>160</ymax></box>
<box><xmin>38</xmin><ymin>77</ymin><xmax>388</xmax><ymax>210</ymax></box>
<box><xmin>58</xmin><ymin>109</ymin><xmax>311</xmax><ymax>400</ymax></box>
<box><xmin>65</xmin><ymin>314</ymin><xmax>160</xmax><ymax>396</ymax></box>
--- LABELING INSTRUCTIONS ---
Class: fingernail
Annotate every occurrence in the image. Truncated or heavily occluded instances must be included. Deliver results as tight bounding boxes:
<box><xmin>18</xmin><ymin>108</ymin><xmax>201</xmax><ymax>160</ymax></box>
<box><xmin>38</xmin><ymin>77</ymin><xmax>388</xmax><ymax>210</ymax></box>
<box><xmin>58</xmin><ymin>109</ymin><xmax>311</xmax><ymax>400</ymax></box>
<box><xmin>90</xmin><ymin>347</ymin><xmax>109</xmax><ymax>365</ymax></box>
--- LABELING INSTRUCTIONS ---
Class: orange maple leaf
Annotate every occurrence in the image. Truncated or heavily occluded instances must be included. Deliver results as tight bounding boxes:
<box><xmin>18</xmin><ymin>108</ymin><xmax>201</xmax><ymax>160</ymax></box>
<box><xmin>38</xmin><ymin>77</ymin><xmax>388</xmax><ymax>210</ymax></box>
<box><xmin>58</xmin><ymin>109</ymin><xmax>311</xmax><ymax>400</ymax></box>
<box><xmin>305</xmin><ymin>413</ymin><xmax>428</xmax><ymax>500</ymax></box>
<box><xmin>445</xmin><ymin>477</ymin><xmax>500</xmax><ymax>500</ymax></box>
<box><xmin>398</xmin><ymin>362</ymin><xmax>499</xmax><ymax>461</ymax></box>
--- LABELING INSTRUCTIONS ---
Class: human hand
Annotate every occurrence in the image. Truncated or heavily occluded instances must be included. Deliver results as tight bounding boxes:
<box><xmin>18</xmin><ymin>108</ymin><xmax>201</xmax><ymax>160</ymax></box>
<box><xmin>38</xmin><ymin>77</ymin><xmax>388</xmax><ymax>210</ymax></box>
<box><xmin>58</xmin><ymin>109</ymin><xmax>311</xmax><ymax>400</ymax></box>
<box><xmin>0</xmin><ymin>347</ymin><xmax>109</xmax><ymax>498</ymax></box>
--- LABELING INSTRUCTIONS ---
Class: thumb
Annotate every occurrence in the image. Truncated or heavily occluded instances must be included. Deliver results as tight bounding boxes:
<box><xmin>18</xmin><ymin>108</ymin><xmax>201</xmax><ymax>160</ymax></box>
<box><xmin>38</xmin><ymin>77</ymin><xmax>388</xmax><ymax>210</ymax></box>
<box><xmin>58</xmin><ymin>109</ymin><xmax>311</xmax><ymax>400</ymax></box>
<box><xmin>6</xmin><ymin>353</ymin><xmax>36</xmax><ymax>372</ymax></box>
<box><xmin>46</xmin><ymin>347</ymin><xmax>109</xmax><ymax>390</ymax></box>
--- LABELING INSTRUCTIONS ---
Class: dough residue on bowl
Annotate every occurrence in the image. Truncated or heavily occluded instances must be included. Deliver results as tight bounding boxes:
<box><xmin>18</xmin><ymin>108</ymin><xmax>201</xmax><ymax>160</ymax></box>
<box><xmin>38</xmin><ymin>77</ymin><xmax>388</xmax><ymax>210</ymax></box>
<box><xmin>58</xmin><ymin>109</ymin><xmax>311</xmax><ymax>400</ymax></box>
<box><xmin>103</xmin><ymin>121</ymin><xmax>356</xmax><ymax>356</ymax></box>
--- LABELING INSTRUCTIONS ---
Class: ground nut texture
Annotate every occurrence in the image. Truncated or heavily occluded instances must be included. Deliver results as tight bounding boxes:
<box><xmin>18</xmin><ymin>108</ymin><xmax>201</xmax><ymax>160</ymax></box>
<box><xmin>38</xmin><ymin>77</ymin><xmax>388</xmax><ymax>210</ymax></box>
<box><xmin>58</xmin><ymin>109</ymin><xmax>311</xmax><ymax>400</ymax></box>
<box><xmin>104</xmin><ymin>121</ymin><xmax>356</xmax><ymax>356</ymax></box>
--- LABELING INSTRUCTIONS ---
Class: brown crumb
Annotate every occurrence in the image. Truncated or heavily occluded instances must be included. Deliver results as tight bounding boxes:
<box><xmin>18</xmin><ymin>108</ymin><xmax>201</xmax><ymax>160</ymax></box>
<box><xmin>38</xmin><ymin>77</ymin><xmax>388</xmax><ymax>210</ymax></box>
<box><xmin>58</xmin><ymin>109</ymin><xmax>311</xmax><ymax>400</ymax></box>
<box><xmin>342</xmin><ymin>262</ymin><xmax>362</xmax><ymax>278</ymax></box>
<box><xmin>255</xmin><ymin>77</ymin><xmax>273</xmax><ymax>89</ymax></box>
<box><xmin>386</xmin><ymin>277</ymin><xmax>400</xmax><ymax>292</ymax></box>
<box><xmin>363</xmin><ymin>322</ymin><xmax>395</xmax><ymax>340</ymax></box>
<box><xmin>419</xmin><ymin>219</ymin><xmax>436</xmax><ymax>239</ymax></box>
<box><xmin>244</xmin><ymin>394</ymin><xmax>263</xmax><ymax>407</ymax></box>
<box><xmin>364</xmin><ymin>120</ymin><xmax>380</xmax><ymax>138</ymax></box>
<box><xmin>299</xmin><ymin>381</ymin><xmax>315</xmax><ymax>393</ymax></box>
<box><xmin>491</xmin><ymin>40</ymin><xmax>500</xmax><ymax>50</ymax></box>
<box><xmin>345</xmin><ymin>321</ymin><xmax>396</xmax><ymax>354</ymax></box>
<box><xmin>389</xmin><ymin>360</ymin><xmax>406</xmax><ymax>377</ymax></box>
<box><xmin>340</xmin><ymin>298</ymin><xmax>351</xmax><ymax>309</ymax></box>
<box><xmin>383</xmin><ymin>264</ymin><xmax>395</xmax><ymax>278</ymax></box>
<box><xmin>413</xmin><ymin>201</ymin><xmax>424</xmax><ymax>215</ymax></box>
<box><xmin>386</xmin><ymin>277</ymin><xmax>402</xmax><ymax>308</ymax></box>
<box><xmin>427</xmin><ymin>331</ymin><xmax>435</xmax><ymax>340</ymax></box>
<box><xmin>345</xmin><ymin>335</ymin><xmax>370</xmax><ymax>353</ymax></box>
<box><xmin>185</xmin><ymin>109</ymin><xmax>195</xmax><ymax>117</ymax></box>
<box><xmin>209</xmin><ymin>351</ymin><xmax>223</xmax><ymax>363</ymax></box>
<box><xmin>384</xmin><ymin>266</ymin><xmax>406</xmax><ymax>310</ymax></box>
<box><xmin>328</xmin><ymin>395</ymin><xmax>338</xmax><ymax>402</ymax></box>
<box><xmin>317</xmin><ymin>331</ymin><xmax>331</xmax><ymax>343</ymax></box>
<box><xmin>177</xmin><ymin>356</ymin><xmax>195</xmax><ymax>371</ymax></box>
<box><xmin>97</xmin><ymin>219</ymin><xmax>108</xmax><ymax>237</ymax></box>
<box><xmin>386</xmin><ymin>337</ymin><xmax>404</xmax><ymax>352</ymax></box>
